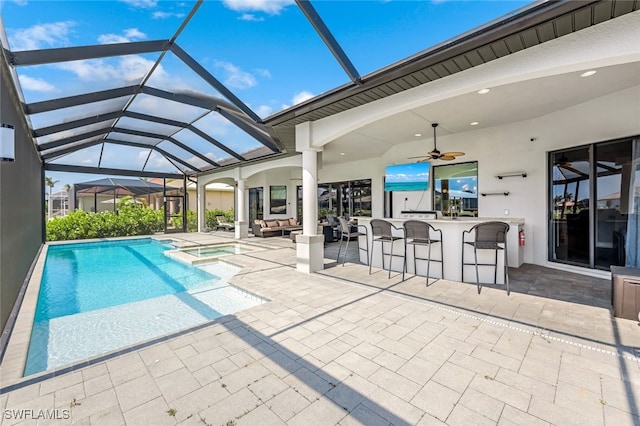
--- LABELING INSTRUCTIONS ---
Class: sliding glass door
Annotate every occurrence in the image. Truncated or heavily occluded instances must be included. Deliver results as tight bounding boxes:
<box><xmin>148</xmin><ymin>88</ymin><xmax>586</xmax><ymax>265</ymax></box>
<box><xmin>549</xmin><ymin>139</ymin><xmax>633</xmax><ymax>270</ymax></box>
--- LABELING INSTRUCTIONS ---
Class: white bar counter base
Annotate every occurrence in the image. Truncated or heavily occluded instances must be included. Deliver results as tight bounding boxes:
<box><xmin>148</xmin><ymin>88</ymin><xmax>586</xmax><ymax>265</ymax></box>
<box><xmin>354</xmin><ymin>217</ymin><xmax>525</xmax><ymax>284</ymax></box>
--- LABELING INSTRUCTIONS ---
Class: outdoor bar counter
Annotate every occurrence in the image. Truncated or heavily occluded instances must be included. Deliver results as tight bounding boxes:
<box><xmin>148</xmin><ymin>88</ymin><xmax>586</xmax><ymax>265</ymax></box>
<box><xmin>353</xmin><ymin>217</ymin><xmax>525</xmax><ymax>284</ymax></box>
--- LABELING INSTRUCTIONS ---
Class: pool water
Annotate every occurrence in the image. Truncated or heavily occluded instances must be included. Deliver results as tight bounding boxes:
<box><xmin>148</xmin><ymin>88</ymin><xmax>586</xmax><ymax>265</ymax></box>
<box><xmin>182</xmin><ymin>244</ymin><xmax>256</xmax><ymax>258</ymax></box>
<box><xmin>25</xmin><ymin>238</ymin><xmax>265</xmax><ymax>375</ymax></box>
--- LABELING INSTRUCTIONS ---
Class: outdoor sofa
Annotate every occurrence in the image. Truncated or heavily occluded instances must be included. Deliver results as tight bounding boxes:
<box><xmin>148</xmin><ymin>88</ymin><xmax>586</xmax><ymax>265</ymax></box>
<box><xmin>252</xmin><ymin>218</ymin><xmax>302</xmax><ymax>237</ymax></box>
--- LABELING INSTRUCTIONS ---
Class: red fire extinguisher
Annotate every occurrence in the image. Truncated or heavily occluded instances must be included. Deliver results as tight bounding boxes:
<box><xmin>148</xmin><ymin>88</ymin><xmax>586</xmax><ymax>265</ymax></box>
<box><xmin>519</xmin><ymin>229</ymin><xmax>525</xmax><ymax>246</ymax></box>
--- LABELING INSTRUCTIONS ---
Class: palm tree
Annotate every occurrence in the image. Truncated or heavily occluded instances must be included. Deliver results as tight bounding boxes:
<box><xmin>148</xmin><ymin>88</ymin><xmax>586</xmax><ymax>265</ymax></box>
<box><xmin>63</xmin><ymin>184</ymin><xmax>71</xmax><ymax>216</ymax></box>
<box><xmin>44</xmin><ymin>176</ymin><xmax>59</xmax><ymax>219</ymax></box>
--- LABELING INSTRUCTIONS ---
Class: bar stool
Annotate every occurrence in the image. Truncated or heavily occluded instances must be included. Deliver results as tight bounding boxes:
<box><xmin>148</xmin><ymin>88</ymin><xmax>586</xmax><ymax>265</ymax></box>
<box><xmin>369</xmin><ymin>219</ymin><xmax>404</xmax><ymax>278</ymax></box>
<box><xmin>462</xmin><ymin>221</ymin><xmax>510</xmax><ymax>295</ymax></box>
<box><xmin>402</xmin><ymin>220</ymin><xmax>443</xmax><ymax>285</ymax></box>
<box><xmin>336</xmin><ymin>217</ymin><xmax>369</xmax><ymax>266</ymax></box>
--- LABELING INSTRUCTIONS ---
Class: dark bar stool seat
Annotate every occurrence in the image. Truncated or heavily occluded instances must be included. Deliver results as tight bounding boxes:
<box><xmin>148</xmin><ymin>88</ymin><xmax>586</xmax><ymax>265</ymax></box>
<box><xmin>336</xmin><ymin>217</ymin><xmax>369</xmax><ymax>266</ymax></box>
<box><xmin>369</xmin><ymin>219</ymin><xmax>404</xmax><ymax>278</ymax></box>
<box><xmin>462</xmin><ymin>221</ymin><xmax>510</xmax><ymax>295</ymax></box>
<box><xmin>402</xmin><ymin>220</ymin><xmax>443</xmax><ymax>285</ymax></box>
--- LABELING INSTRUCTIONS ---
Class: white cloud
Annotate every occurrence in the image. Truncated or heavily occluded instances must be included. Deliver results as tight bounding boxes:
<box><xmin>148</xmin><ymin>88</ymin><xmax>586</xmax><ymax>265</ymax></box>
<box><xmin>56</xmin><ymin>55</ymin><xmax>160</xmax><ymax>84</ymax></box>
<box><xmin>222</xmin><ymin>0</ymin><xmax>294</xmax><ymax>15</ymax></box>
<box><xmin>214</xmin><ymin>61</ymin><xmax>256</xmax><ymax>90</ymax></box>
<box><xmin>120</xmin><ymin>0</ymin><xmax>157</xmax><ymax>8</ymax></box>
<box><xmin>19</xmin><ymin>75</ymin><xmax>57</xmax><ymax>92</ymax></box>
<box><xmin>12</xmin><ymin>0</ymin><xmax>28</xmax><ymax>6</ymax></box>
<box><xmin>8</xmin><ymin>21</ymin><xmax>75</xmax><ymax>50</ymax></box>
<box><xmin>280</xmin><ymin>90</ymin><xmax>314</xmax><ymax>110</ymax></box>
<box><xmin>238</xmin><ymin>14</ymin><xmax>264</xmax><ymax>22</ymax></box>
<box><xmin>98</xmin><ymin>28</ymin><xmax>147</xmax><ymax>44</ymax></box>
<box><xmin>152</xmin><ymin>11</ymin><xmax>186</xmax><ymax>19</ymax></box>
<box><xmin>292</xmin><ymin>90</ymin><xmax>314</xmax><ymax>105</ymax></box>
<box><xmin>254</xmin><ymin>104</ymin><xmax>274</xmax><ymax>118</ymax></box>
<box><xmin>255</xmin><ymin>68</ymin><xmax>271</xmax><ymax>78</ymax></box>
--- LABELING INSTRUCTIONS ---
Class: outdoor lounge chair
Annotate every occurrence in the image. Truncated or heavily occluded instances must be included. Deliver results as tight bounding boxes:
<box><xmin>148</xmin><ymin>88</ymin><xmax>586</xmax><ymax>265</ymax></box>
<box><xmin>215</xmin><ymin>215</ymin><xmax>235</xmax><ymax>231</ymax></box>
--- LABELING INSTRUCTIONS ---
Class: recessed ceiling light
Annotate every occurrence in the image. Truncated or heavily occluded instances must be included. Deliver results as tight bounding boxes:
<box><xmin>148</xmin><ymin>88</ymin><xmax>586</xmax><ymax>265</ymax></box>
<box><xmin>414</xmin><ymin>133</ymin><xmax>422</xmax><ymax>137</ymax></box>
<box><xmin>477</xmin><ymin>88</ymin><xmax>490</xmax><ymax>94</ymax></box>
<box><xmin>580</xmin><ymin>70</ymin><xmax>597</xmax><ymax>77</ymax></box>
<box><xmin>470</xmin><ymin>121</ymin><xmax>479</xmax><ymax>126</ymax></box>
<box><xmin>340</xmin><ymin>152</ymin><xmax>345</xmax><ymax>156</ymax></box>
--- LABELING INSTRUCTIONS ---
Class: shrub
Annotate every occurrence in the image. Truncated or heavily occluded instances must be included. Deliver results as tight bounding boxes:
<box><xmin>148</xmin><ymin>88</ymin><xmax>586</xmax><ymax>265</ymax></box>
<box><xmin>46</xmin><ymin>206</ymin><xmax>164</xmax><ymax>241</ymax></box>
<box><xmin>173</xmin><ymin>210</ymin><xmax>198</xmax><ymax>232</ymax></box>
<box><xmin>205</xmin><ymin>207</ymin><xmax>234</xmax><ymax>230</ymax></box>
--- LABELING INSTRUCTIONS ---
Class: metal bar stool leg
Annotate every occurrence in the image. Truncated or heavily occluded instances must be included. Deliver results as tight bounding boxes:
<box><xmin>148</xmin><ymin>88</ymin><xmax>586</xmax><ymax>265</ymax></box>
<box><xmin>494</xmin><ymin>248</ymin><xmax>499</xmax><ymax>284</ymax></box>
<box><xmin>337</xmin><ymin>232</ymin><xmax>343</xmax><ymax>264</ymax></box>
<box><xmin>363</xmin><ymin>231</ymin><xmax>369</xmax><ymax>266</ymax></box>
<box><xmin>439</xmin><ymin>241</ymin><xmax>444</xmax><ymax>280</ymax></box>
<box><xmin>504</xmin><ymin>248</ymin><xmax>510</xmax><ymax>295</ymax></box>
<box><xmin>474</xmin><ymin>246</ymin><xmax>481</xmax><ymax>294</ymax></box>
<box><xmin>388</xmin><ymin>240</ymin><xmax>394</xmax><ymax>279</ymax></box>
<box><xmin>402</xmin><ymin>239</ymin><xmax>407</xmax><ymax>281</ymax></box>
<box><xmin>426</xmin><ymin>241</ymin><xmax>432</xmax><ymax>286</ymax></box>
<box><xmin>461</xmin><ymin>237</ymin><xmax>466</xmax><ymax>283</ymax></box>
<box><xmin>343</xmin><ymin>233</ymin><xmax>350</xmax><ymax>266</ymax></box>
<box><xmin>369</xmin><ymin>240</ymin><xmax>375</xmax><ymax>275</ymax></box>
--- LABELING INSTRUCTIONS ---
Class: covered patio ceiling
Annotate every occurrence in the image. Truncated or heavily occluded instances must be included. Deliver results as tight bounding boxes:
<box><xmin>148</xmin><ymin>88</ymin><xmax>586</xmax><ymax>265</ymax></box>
<box><xmin>1</xmin><ymin>1</ymin><xmax>637</xmax><ymax>178</ymax></box>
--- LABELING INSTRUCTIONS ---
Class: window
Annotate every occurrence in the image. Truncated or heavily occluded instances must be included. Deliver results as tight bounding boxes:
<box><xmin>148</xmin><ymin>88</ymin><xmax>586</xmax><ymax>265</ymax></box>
<box><xmin>317</xmin><ymin>179</ymin><xmax>371</xmax><ymax>220</ymax></box>
<box><xmin>433</xmin><ymin>162</ymin><xmax>478</xmax><ymax>217</ymax></box>
<box><xmin>269</xmin><ymin>185</ymin><xmax>287</xmax><ymax>215</ymax></box>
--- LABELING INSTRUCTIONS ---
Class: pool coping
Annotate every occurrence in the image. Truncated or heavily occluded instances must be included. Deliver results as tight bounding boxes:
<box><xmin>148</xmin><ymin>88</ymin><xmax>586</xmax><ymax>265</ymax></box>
<box><xmin>0</xmin><ymin>236</ymin><xmax>269</xmax><ymax>388</ymax></box>
<box><xmin>165</xmin><ymin>241</ymin><xmax>270</xmax><ymax>266</ymax></box>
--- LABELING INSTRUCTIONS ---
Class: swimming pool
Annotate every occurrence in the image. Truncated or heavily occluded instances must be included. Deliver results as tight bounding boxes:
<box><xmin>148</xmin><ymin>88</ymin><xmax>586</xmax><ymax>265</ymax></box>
<box><xmin>25</xmin><ymin>238</ymin><xmax>265</xmax><ymax>375</ymax></box>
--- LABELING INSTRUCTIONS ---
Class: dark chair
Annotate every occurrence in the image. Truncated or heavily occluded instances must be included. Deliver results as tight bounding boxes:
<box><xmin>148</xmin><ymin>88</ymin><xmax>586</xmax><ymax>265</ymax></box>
<box><xmin>325</xmin><ymin>214</ymin><xmax>339</xmax><ymax>240</ymax></box>
<box><xmin>369</xmin><ymin>219</ymin><xmax>404</xmax><ymax>278</ymax></box>
<box><xmin>462</xmin><ymin>221</ymin><xmax>510</xmax><ymax>295</ymax></box>
<box><xmin>402</xmin><ymin>220</ymin><xmax>443</xmax><ymax>285</ymax></box>
<box><xmin>336</xmin><ymin>217</ymin><xmax>369</xmax><ymax>266</ymax></box>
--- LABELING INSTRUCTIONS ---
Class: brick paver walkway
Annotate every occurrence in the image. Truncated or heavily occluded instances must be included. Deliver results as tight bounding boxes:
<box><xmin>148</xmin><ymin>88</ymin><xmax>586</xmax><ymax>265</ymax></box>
<box><xmin>1</xmin><ymin>232</ymin><xmax>638</xmax><ymax>425</ymax></box>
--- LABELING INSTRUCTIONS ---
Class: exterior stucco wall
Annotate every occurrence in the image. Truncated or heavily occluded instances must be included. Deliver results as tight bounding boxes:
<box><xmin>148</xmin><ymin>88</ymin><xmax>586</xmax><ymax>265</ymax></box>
<box><xmin>0</xmin><ymin>53</ymin><xmax>44</xmax><ymax>332</ymax></box>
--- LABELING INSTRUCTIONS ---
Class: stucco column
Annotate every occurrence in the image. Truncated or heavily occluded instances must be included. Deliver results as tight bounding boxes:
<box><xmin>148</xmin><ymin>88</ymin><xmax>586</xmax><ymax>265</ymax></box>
<box><xmin>296</xmin><ymin>121</ymin><xmax>324</xmax><ymax>273</ymax></box>
<box><xmin>235</xmin><ymin>179</ymin><xmax>248</xmax><ymax>239</ymax></box>
<box><xmin>197</xmin><ymin>180</ymin><xmax>206</xmax><ymax>232</ymax></box>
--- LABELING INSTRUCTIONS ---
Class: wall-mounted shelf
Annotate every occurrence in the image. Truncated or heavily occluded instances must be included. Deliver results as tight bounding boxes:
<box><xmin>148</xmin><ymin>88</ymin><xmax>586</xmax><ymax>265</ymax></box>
<box><xmin>481</xmin><ymin>192</ymin><xmax>510</xmax><ymax>196</ymax></box>
<box><xmin>495</xmin><ymin>172</ymin><xmax>527</xmax><ymax>179</ymax></box>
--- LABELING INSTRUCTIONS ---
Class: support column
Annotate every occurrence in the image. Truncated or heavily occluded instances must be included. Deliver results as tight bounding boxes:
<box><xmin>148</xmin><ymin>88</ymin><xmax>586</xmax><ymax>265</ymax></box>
<box><xmin>296</xmin><ymin>139</ymin><xmax>324</xmax><ymax>273</ymax></box>
<box><xmin>235</xmin><ymin>179</ymin><xmax>248</xmax><ymax>239</ymax></box>
<box><xmin>197</xmin><ymin>180</ymin><xmax>206</xmax><ymax>232</ymax></box>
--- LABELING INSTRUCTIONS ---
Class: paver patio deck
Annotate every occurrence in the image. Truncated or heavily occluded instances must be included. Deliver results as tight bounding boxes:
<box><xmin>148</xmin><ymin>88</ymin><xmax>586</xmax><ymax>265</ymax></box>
<box><xmin>0</xmin><ymin>232</ymin><xmax>638</xmax><ymax>425</ymax></box>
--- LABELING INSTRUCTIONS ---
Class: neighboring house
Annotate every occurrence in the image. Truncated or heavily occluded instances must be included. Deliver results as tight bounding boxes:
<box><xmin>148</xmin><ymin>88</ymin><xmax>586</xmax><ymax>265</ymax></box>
<box><xmin>147</xmin><ymin>178</ymin><xmax>234</xmax><ymax>212</ymax></box>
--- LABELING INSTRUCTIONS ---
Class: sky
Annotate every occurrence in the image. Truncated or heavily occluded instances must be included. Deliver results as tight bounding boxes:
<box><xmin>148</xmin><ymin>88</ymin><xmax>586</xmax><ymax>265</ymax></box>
<box><xmin>0</xmin><ymin>0</ymin><xmax>532</xmax><ymax>193</ymax></box>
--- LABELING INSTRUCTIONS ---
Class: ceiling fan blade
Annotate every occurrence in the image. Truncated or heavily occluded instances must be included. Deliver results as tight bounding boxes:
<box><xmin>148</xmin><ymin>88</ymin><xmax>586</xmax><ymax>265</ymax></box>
<box><xmin>407</xmin><ymin>155</ymin><xmax>428</xmax><ymax>159</ymax></box>
<box><xmin>417</xmin><ymin>158</ymin><xmax>431</xmax><ymax>163</ymax></box>
<box><xmin>443</xmin><ymin>151</ymin><xmax>465</xmax><ymax>157</ymax></box>
<box><xmin>440</xmin><ymin>155</ymin><xmax>456</xmax><ymax>161</ymax></box>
